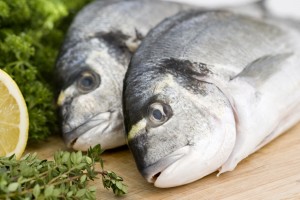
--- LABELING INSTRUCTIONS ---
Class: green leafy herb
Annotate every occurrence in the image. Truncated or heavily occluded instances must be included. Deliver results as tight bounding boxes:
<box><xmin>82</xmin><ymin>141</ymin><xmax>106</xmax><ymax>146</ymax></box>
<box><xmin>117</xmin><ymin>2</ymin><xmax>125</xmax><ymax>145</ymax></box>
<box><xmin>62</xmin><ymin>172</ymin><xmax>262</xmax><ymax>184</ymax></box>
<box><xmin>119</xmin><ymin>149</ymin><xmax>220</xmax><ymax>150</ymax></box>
<box><xmin>0</xmin><ymin>0</ymin><xmax>92</xmax><ymax>141</ymax></box>
<box><xmin>0</xmin><ymin>145</ymin><xmax>127</xmax><ymax>199</ymax></box>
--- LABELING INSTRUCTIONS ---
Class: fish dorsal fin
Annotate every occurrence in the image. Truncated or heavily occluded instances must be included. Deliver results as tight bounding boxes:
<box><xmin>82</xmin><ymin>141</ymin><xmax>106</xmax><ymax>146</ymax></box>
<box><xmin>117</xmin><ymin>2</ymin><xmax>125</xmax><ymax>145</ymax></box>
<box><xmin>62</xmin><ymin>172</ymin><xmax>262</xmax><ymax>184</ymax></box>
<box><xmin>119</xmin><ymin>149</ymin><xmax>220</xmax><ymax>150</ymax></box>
<box><xmin>230</xmin><ymin>53</ymin><xmax>292</xmax><ymax>86</ymax></box>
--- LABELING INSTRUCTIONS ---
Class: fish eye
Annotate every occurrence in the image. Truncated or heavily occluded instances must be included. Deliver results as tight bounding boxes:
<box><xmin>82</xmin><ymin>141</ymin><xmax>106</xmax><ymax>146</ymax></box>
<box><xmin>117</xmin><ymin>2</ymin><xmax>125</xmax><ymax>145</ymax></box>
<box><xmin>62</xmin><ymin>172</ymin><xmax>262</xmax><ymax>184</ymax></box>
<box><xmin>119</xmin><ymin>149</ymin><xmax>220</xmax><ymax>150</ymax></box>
<box><xmin>147</xmin><ymin>102</ymin><xmax>172</xmax><ymax>127</ymax></box>
<box><xmin>77</xmin><ymin>71</ymin><xmax>100</xmax><ymax>93</ymax></box>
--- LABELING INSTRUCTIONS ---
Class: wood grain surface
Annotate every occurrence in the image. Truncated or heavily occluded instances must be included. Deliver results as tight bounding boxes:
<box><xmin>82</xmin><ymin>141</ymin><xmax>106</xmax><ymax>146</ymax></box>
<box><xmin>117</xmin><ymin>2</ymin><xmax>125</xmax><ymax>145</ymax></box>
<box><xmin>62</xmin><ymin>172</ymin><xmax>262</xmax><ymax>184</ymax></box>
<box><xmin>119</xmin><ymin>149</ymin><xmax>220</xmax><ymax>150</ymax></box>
<box><xmin>25</xmin><ymin>122</ymin><xmax>300</xmax><ymax>200</ymax></box>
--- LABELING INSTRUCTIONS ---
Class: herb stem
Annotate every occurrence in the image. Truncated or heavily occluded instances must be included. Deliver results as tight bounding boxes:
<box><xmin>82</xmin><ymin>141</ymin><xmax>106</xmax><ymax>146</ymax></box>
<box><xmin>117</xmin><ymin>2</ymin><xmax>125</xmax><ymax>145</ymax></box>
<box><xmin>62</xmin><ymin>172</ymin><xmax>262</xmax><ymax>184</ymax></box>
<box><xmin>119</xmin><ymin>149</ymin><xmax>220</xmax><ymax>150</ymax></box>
<box><xmin>47</xmin><ymin>167</ymin><xmax>76</xmax><ymax>185</ymax></box>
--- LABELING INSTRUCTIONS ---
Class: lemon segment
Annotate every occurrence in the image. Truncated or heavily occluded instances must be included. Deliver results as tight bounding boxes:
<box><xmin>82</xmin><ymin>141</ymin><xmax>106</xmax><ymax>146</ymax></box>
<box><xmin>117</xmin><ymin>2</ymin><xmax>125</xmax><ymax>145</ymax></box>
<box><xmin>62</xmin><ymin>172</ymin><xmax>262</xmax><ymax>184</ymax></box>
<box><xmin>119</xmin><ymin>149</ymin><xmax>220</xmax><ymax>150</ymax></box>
<box><xmin>0</xmin><ymin>69</ymin><xmax>29</xmax><ymax>159</ymax></box>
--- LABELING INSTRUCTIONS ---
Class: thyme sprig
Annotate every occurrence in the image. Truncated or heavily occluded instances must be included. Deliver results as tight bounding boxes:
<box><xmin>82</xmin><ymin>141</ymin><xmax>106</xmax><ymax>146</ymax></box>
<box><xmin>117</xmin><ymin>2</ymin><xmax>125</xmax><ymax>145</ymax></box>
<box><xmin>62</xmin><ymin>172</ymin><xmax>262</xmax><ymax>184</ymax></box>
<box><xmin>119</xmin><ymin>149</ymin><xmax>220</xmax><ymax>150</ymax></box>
<box><xmin>0</xmin><ymin>145</ymin><xmax>127</xmax><ymax>199</ymax></box>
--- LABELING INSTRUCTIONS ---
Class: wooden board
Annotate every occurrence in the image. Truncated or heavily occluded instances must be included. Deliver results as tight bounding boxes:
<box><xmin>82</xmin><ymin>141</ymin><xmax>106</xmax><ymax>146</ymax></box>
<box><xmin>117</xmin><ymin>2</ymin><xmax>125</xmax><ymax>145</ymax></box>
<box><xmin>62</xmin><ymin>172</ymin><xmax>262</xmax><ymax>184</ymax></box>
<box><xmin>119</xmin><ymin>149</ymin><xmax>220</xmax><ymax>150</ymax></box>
<box><xmin>25</xmin><ymin>122</ymin><xmax>300</xmax><ymax>200</ymax></box>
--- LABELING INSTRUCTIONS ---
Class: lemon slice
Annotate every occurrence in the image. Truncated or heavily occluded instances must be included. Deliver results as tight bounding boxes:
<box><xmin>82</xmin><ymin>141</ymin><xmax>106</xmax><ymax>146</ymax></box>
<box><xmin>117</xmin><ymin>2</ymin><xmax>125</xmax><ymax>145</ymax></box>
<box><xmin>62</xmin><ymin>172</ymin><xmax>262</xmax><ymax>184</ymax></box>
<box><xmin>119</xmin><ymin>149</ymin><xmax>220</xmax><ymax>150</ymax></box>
<box><xmin>0</xmin><ymin>69</ymin><xmax>29</xmax><ymax>159</ymax></box>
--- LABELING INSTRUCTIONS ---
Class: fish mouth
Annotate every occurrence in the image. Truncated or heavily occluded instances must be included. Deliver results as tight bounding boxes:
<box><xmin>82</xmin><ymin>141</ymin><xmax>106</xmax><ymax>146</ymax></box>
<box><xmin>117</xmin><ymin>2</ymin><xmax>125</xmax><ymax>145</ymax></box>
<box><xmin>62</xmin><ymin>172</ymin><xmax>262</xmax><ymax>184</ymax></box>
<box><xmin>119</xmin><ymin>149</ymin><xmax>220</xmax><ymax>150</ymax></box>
<box><xmin>141</xmin><ymin>146</ymin><xmax>190</xmax><ymax>185</ymax></box>
<box><xmin>63</xmin><ymin>110</ymin><xmax>125</xmax><ymax>150</ymax></box>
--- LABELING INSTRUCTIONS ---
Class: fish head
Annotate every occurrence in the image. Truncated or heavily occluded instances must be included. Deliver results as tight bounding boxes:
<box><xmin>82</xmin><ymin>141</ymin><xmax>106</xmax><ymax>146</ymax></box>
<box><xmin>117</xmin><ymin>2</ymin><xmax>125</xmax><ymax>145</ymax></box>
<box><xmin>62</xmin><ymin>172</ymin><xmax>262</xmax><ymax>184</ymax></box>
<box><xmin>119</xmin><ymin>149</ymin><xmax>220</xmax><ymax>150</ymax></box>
<box><xmin>57</xmin><ymin>38</ymin><xmax>129</xmax><ymax>151</ymax></box>
<box><xmin>124</xmin><ymin>58</ymin><xmax>236</xmax><ymax>187</ymax></box>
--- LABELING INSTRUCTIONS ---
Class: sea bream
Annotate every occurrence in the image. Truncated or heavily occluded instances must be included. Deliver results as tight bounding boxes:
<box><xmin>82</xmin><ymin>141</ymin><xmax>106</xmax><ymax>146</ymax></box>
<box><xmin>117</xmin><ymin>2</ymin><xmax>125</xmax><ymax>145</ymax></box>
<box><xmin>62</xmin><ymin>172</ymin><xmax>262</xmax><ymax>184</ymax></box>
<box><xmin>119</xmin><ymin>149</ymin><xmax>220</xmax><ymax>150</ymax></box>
<box><xmin>124</xmin><ymin>11</ymin><xmax>300</xmax><ymax>187</ymax></box>
<box><xmin>56</xmin><ymin>0</ymin><xmax>191</xmax><ymax>150</ymax></box>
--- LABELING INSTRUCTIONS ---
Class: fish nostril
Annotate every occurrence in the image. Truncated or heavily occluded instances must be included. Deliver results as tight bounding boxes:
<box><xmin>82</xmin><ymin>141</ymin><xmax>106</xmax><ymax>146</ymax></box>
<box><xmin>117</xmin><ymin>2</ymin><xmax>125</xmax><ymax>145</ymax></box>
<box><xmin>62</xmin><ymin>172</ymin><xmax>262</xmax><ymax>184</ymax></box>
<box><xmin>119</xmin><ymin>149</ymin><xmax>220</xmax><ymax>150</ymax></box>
<box><xmin>151</xmin><ymin>172</ymin><xmax>161</xmax><ymax>182</ymax></box>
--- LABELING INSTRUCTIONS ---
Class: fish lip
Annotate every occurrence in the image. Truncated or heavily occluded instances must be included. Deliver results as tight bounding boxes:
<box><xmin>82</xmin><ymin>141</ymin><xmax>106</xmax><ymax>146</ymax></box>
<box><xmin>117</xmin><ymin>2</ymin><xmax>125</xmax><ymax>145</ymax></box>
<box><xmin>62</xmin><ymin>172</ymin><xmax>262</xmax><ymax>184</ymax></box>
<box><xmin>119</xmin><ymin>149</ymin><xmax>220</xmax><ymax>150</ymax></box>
<box><xmin>63</xmin><ymin>111</ymin><xmax>115</xmax><ymax>148</ymax></box>
<box><xmin>142</xmin><ymin>146</ymin><xmax>190</xmax><ymax>184</ymax></box>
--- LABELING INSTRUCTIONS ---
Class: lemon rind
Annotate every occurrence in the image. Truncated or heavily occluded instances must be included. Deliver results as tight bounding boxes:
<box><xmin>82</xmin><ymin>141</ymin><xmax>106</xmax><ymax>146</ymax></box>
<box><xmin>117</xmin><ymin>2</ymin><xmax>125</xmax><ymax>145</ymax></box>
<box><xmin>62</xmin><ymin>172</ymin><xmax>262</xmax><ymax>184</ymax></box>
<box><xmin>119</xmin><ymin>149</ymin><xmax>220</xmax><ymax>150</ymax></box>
<box><xmin>0</xmin><ymin>69</ymin><xmax>29</xmax><ymax>159</ymax></box>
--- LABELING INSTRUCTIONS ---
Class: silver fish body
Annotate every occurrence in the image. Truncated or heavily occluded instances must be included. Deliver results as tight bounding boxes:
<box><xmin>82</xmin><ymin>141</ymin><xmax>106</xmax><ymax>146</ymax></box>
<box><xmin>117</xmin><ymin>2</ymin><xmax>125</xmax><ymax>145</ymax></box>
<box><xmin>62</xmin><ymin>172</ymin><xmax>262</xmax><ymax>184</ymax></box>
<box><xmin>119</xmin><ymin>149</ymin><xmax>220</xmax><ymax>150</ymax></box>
<box><xmin>165</xmin><ymin>0</ymin><xmax>300</xmax><ymax>20</ymax></box>
<box><xmin>124</xmin><ymin>11</ymin><xmax>300</xmax><ymax>187</ymax></box>
<box><xmin>56</xmin><ymin>0</ymin><xmax>191</xmax><ymax>150</ymax></box>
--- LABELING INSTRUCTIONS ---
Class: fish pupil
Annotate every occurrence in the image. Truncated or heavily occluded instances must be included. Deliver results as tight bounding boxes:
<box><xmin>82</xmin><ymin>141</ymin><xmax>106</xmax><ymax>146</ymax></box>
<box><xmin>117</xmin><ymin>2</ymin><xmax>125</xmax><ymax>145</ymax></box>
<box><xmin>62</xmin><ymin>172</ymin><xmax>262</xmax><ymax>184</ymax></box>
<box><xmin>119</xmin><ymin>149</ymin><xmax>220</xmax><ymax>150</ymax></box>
<box><xmin>81</xmin><ymin>76</ymin><xmax>93</xmax><ymax>88</ymax></box>
<box><xmin>152</xmin><ymin>109</ymin><xmax>163</xmax><ymax>120</ymax></box>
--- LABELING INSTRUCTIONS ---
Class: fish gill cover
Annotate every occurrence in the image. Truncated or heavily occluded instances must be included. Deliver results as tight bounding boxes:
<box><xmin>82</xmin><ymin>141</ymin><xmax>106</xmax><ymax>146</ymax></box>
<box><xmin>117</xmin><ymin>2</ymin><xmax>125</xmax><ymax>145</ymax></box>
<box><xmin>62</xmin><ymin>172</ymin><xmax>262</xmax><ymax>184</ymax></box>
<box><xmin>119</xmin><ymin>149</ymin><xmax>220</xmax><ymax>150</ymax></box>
<box><xmin>0</xmin><ymin>0</ymin><xmax>92</xmax><ymax>140</ymax></box>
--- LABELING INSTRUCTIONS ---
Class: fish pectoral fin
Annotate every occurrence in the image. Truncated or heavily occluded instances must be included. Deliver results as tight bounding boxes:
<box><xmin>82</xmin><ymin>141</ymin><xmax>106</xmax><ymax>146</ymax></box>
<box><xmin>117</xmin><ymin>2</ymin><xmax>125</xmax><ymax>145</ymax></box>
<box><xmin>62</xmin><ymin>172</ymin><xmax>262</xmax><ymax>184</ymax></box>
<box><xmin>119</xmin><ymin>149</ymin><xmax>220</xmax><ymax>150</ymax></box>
<box><xmin>135</xmin><ymin>28</ymin><xmax>144</xmax><ymax>40</ymax></box>
<box><xmin>124</xmin><ymin>29</ymin><xmax>144</xmax><ymax>53</ymax></box>
<box><xmin>96</xmin><ymin>30</ymin><xmax>139</xmax><ymax>52</ymax></box>
<box><xmin>125</xmin><ymin>39</ymin><xmax>141</xmax><ymax>53</ymax></box>
<box><xmin>230</xmin><ymin>53</ymin><xmax>293</xmax><ymax>86</ymax></box>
